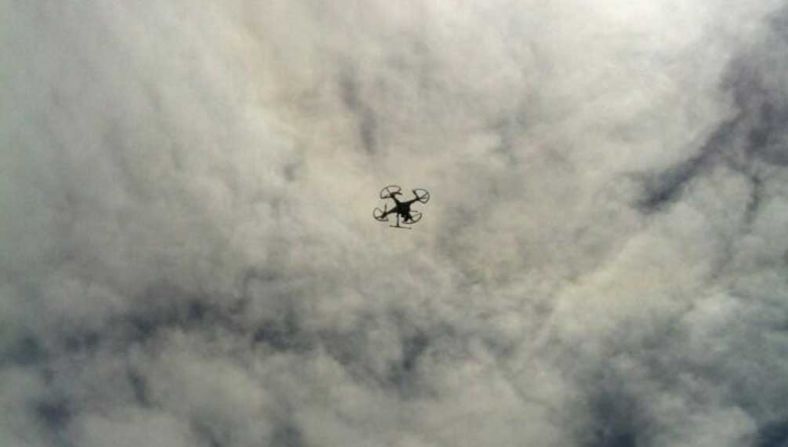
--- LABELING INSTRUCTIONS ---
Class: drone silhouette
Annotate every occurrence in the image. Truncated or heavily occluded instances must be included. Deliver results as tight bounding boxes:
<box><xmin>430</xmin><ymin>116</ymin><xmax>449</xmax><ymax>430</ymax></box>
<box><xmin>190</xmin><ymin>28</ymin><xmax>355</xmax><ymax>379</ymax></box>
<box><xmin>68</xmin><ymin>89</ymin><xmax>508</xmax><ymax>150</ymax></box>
<box><xmin>373</xmin><ymin>185</ymin><xmax>430</xmax><ymax>229</ymax></box>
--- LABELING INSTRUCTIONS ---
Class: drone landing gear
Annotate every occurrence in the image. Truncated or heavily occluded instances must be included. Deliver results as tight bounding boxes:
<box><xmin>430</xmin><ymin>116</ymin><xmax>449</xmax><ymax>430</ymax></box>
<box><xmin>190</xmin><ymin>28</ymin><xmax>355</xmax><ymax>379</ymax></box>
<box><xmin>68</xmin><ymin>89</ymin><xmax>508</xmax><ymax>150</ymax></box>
<box><xmin>390</xmin><ymin>214</ymin><xmax>412</xmax><ymax>230</ymax></box>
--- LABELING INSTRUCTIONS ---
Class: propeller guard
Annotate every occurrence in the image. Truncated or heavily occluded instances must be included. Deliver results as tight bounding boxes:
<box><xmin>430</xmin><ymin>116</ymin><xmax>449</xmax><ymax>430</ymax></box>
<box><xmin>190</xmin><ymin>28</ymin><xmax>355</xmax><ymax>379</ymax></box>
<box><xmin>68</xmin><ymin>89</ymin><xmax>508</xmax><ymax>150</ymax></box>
<box><xmin>373</xmin><ymin>206</ymin><xmax>389</xmax><ymax>222</ymax></box>
<box><xmin>406</xmin><ymin>210</ymin><xmax>423</xmax><ymax>223</ymax></box>
<box><xmin>380</xmin><ymin>185</ymin><xmax>402</xmax><ymax>199</ymax></box>
<box><xmin>413</xmin><ymin>188</ymin><xmax>430</xmax><ymax>204</ymax></box>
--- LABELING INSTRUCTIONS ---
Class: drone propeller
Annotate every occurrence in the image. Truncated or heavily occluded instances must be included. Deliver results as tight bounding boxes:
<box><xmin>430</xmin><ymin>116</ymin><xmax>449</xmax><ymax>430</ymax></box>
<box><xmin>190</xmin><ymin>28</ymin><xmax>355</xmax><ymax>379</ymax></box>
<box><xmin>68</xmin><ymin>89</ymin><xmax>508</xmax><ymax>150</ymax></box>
<box><xmin>380</xmin><ymin>185</ymin><xmax>402</xmax><ymax>199</ymax></box>
<box><xmin>413</xmin><ymin>188</ymin><xmax>430</xmax><ymax>204</ymax></box>
<box><xmin>406</xmin><ymin>210</ymin><xmax>423</xmax><ymax>224</ymax></box>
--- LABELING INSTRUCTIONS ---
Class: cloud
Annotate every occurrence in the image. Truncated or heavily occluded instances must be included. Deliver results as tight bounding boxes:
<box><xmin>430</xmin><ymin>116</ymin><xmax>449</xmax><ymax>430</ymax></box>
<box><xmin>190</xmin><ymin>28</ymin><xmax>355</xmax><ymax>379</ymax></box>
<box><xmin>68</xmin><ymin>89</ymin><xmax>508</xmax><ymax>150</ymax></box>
<box><xmin>2</xmin><ymin>1</ymin><xmax>788</xmax><ymax>446</ymax></box>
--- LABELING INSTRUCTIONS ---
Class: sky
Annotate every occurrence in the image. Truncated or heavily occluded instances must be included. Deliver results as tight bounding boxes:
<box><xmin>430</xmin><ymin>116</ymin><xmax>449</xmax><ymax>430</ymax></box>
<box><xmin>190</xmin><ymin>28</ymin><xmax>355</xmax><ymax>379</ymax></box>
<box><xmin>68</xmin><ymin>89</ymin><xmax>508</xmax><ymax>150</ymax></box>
<box><xmin>2</xmin><ymin>1</ymin><xmax>788</xmax><ymax>446</ymax></box>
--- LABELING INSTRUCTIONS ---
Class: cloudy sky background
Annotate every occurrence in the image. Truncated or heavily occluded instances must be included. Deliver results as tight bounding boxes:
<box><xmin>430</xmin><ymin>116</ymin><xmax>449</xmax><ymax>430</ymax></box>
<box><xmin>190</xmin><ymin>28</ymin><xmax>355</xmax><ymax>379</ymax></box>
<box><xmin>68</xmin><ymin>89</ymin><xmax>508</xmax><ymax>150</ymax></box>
<box><xmin>3</xmin><ymin>1</ymin><xmax>788</xmax><ymax>446</ymax></box>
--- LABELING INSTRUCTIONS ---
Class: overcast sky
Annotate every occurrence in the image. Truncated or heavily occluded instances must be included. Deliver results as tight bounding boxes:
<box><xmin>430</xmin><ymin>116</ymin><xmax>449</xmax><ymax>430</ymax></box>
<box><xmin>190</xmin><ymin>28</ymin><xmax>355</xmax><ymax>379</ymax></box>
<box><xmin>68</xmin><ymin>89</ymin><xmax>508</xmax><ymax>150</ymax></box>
<box><xmin>3</xmin><ymin>1</ymin><xmax>788</xmax><ymax>446</ymax></box>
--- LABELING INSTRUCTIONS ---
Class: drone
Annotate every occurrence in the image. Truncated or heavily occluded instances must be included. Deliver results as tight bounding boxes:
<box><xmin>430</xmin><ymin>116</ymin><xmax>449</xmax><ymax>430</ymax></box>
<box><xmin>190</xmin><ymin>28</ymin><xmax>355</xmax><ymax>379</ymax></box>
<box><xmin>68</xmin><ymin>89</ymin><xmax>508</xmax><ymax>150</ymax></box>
<box><xmin>373</xmin><ymin>185</ymin><xmax>430</xmax><ymax>229</ymax></box>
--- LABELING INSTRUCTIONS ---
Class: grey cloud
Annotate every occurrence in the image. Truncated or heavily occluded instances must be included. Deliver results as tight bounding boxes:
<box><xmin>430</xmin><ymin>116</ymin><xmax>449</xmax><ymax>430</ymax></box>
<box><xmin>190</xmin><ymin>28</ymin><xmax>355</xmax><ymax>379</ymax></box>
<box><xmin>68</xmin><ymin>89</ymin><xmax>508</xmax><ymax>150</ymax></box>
<box><xmin>3</xmin><ymin>1</ymin><xmax>788</xmax><ymax>446</ymax></box>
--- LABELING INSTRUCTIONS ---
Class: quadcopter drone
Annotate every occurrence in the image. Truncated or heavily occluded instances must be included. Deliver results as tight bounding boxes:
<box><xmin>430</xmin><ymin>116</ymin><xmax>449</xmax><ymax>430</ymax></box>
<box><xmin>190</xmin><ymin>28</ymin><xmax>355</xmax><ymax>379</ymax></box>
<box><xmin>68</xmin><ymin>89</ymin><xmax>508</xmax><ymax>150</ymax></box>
<box><xmin>373</xmin><ymin>185</ymin><xmax>430</xmax><ymax>229</ymax></box>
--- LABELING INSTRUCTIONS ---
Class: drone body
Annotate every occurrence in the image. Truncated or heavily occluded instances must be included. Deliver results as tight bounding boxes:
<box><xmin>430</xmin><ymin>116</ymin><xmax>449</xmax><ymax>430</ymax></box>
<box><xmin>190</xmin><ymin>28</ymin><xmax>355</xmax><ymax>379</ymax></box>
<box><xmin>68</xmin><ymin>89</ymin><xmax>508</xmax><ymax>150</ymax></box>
<box><xmin>373</xmin><ymin>185</ymin><xmax>430</xmax><ymax>229</ymax></box>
